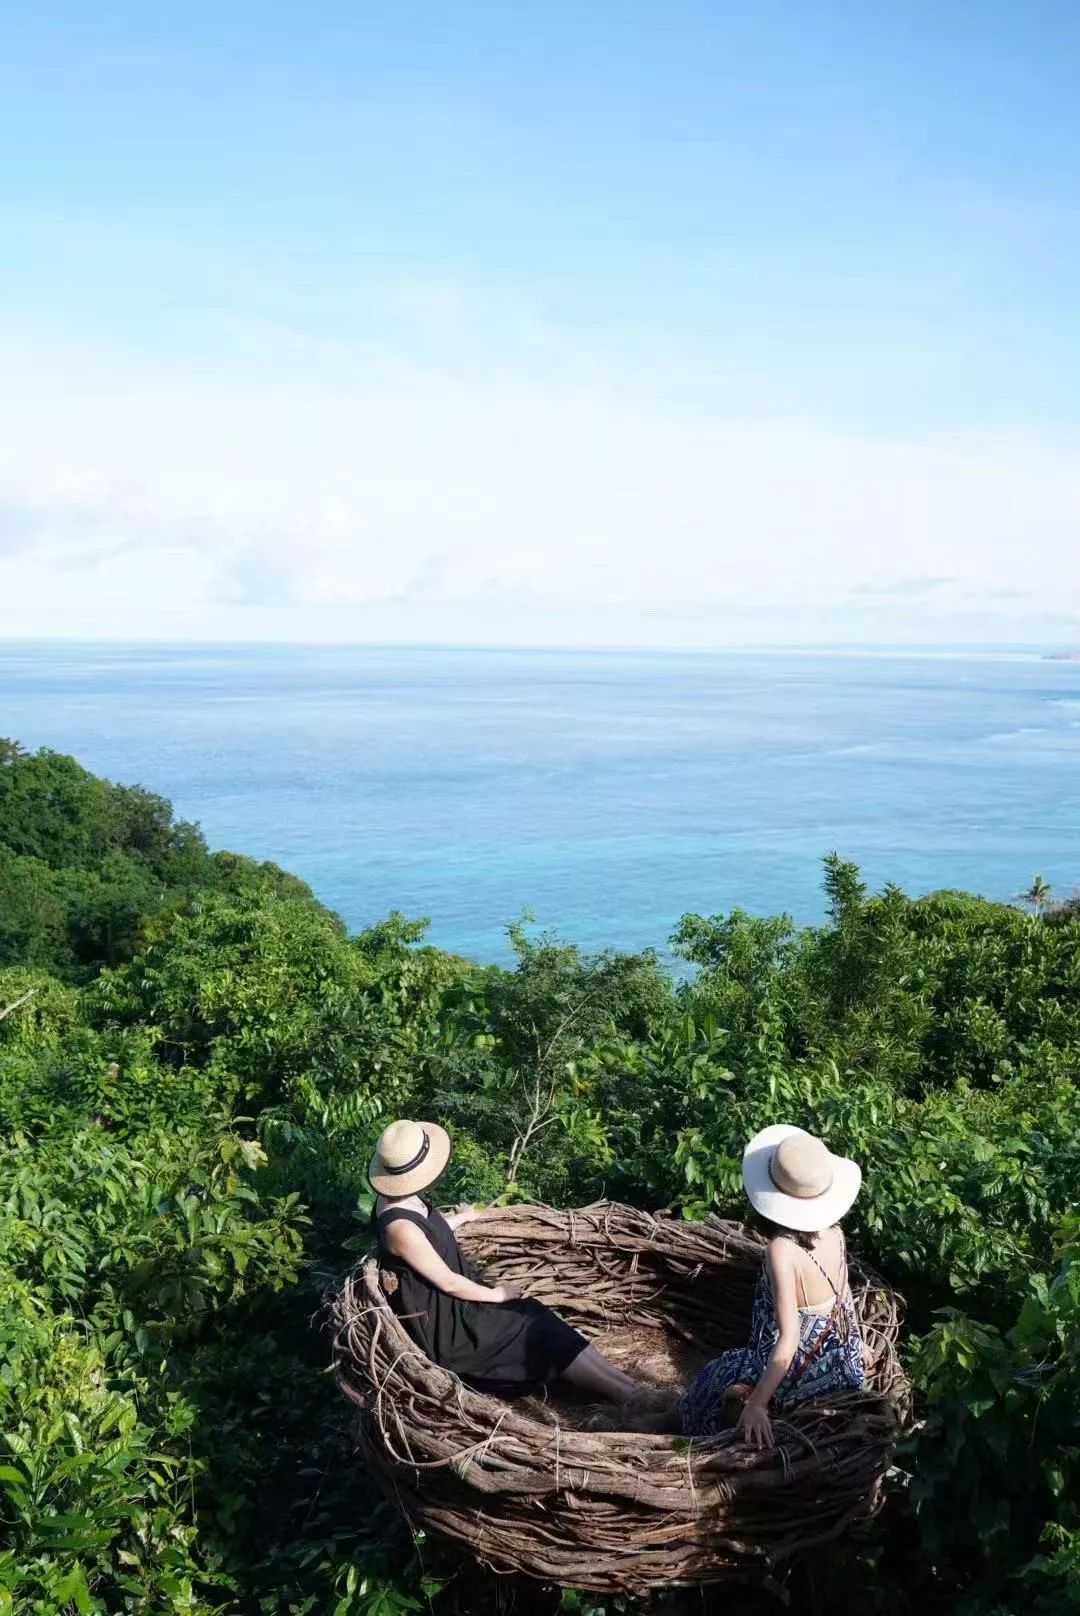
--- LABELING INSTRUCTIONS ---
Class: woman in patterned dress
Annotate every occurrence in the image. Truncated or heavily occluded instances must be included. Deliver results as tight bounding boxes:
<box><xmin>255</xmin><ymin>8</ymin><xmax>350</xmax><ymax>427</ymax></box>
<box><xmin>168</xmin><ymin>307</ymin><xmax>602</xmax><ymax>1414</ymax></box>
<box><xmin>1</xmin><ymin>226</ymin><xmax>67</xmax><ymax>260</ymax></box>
<box><xmin>680</xmin><ymin>1125</ymin><xmax>867</xmax><ymax>1449</ymax></box>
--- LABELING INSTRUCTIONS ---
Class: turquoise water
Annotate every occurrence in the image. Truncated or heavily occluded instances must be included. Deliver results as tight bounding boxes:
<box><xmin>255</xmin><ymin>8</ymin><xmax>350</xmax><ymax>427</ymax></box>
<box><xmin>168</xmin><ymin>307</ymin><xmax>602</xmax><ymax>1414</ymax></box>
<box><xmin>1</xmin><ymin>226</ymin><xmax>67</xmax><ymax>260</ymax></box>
<box><xmin>2</xmin><ymin>643</ymin><xmax>1078</xmax><ymax>961</ymax></box>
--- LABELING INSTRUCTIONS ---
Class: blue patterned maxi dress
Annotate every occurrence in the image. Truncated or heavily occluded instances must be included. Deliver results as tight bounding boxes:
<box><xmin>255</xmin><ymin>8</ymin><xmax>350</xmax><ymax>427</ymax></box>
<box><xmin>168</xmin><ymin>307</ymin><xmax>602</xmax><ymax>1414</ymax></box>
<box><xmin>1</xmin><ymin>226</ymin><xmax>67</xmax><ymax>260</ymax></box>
<box><xmin>680</xmin><ymin>1235</ymin><xmax>865</xmax><ymax>1439</ymax></box>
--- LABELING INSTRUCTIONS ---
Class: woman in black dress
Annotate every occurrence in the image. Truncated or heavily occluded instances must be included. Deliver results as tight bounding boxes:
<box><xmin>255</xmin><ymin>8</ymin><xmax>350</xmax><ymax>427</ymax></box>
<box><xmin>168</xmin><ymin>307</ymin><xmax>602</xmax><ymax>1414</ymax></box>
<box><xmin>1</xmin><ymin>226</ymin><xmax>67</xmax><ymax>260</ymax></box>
<box><xmin>371</xmin><ymin>1119</ymin><xmax>648</xmax><ymax>1402</ymax></box>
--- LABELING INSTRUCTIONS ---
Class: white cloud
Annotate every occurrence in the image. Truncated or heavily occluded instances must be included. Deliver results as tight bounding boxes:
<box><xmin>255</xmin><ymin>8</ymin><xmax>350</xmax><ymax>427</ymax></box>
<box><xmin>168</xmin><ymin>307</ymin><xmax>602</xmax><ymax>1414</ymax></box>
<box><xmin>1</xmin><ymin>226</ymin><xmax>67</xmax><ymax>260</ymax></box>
<box><xmin>1</xmin><ymin>320</ymin><xmax>1078</xmax><ymax>645</ymax></box>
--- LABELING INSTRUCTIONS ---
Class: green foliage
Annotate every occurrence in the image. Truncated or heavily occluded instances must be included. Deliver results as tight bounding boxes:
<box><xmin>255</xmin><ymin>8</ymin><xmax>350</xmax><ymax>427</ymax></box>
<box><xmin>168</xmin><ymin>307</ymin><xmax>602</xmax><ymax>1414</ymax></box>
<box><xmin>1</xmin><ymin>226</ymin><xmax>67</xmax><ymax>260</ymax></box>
<box><xmin>909</xmin><ymin>1219</ymin><xmax>1080</xmax><ymax>1613</ymax></box>
<box><xmin>0</xmin><ymin>1278</ymin><xmax>213</xmax><ymax>1615</ymax></box>
<box><xmin>0</xmin><ymin>743</ymin><xmax>125</xmax><ymax>868</ymax></box>
<box><xmin>0</xmin><ymin>967</ymin><xmax>81</xmax><ymax>1050</ymax></box>
<box><xmin>2</xmin><ymin>745</ymin><xmax>1079</xmax><ymax>1614</ymax></box>
<box><xmin>95</xmin><ymin>890</ymin><xmax>362</xmax><ymax>1099</ymax></box>
<box><xmin>427</xmin><ymin>925</ymin><xmax>672</xmax><ymax>1202</ymax></box>
<box><xmin>0</xmin><ymin>743</ymin><xmax>321</xmax><ymax>981</ymax></box>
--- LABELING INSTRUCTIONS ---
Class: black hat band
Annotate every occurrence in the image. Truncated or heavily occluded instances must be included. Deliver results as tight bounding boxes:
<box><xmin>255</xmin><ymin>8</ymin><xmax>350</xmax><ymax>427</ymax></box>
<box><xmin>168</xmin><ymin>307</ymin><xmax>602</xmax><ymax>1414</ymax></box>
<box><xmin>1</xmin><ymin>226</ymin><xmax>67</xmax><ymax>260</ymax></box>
<box><xmin>385</xmin><ymin>1130</ymin><xmax>431</xmax><ymax>1176</ymax></box>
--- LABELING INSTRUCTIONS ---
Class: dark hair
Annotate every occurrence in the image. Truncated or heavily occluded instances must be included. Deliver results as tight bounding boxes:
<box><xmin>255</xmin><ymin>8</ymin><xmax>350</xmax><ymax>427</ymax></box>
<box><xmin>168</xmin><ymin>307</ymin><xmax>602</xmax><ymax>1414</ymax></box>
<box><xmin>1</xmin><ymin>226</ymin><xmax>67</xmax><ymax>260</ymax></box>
<box><xmin>775</xmin><ymin>1226</ymin><xmax>819</xmax><ymax>1251</ymax></box>
<box><xmin>748</xmin><ymin>1208</ymin><xmax>835</xmax><ymax>1250</ymax></box>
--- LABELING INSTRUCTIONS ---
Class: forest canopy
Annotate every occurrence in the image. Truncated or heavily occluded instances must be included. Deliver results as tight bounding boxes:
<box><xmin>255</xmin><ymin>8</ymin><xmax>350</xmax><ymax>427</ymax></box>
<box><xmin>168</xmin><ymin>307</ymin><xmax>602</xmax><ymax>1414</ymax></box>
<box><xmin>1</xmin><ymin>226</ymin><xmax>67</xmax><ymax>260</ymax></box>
<box><xmin>1</xmin><ymin>739</ymin><xmax>1078</xmax><ymax>1615</ymax></box>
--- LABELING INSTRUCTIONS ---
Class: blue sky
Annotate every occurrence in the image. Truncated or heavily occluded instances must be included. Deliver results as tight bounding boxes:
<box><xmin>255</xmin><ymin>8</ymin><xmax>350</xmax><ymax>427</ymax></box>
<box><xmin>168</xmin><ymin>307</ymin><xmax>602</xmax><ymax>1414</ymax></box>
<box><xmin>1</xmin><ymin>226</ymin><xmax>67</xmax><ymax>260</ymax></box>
<box><xmin>2</xmin><ymin>1</ymin><xmax>1079</xmax><ymax>645</ymax></box>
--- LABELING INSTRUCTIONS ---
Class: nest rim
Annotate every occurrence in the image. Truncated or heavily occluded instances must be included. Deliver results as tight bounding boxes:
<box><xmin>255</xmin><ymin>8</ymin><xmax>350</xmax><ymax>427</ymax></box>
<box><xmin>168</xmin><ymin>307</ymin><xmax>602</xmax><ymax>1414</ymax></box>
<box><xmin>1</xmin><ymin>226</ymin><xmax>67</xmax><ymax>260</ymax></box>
<box><xmin>330</xmin><ymin>1200</ymin><xmax>908</xmax><ymax>1593</ymax></box>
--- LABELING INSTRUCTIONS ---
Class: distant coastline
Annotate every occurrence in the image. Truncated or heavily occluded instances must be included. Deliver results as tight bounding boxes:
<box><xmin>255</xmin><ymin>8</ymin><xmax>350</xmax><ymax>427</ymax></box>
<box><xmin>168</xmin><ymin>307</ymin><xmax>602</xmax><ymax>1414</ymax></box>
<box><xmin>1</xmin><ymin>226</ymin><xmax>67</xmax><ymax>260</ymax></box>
<box><xmin>1045</xmin><ymin>650</ymin><xmax>1080</xmax><ymax>662</ymax></box>
<box><xmin>5</xmin><ymin>640</ymin><xmax>1080</xmax><ymax>964</ymax></box>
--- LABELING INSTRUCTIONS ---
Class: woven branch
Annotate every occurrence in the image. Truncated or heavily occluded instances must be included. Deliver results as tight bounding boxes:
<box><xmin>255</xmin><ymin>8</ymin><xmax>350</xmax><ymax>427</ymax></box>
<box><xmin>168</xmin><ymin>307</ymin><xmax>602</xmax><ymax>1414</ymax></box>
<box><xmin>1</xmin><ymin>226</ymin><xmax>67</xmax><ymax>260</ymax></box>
<box><xmin>329</xmin><ymin>1202</ymin><xmax>908</xmax><ymax>1594</ymax></box>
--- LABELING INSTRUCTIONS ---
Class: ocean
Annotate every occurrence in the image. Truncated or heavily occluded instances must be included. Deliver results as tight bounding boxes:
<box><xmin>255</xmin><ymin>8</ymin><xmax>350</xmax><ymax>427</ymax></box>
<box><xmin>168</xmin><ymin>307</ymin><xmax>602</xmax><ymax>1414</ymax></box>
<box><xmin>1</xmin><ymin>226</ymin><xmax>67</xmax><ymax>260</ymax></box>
<box><xmin>2</xmin><ymin>642</ymin><xmax>1078</xmax><ymax>963</ymax></box>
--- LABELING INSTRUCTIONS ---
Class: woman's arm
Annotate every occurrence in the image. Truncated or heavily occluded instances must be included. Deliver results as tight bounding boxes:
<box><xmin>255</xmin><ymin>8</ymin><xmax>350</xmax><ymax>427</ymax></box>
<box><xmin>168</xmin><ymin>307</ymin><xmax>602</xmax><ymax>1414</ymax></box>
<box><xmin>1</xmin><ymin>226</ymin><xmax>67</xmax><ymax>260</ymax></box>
<box><xmin>385</xmin><ymin>1219</ymin><xmax>518</xmax><ymax>1303</ymax></box>
<box><xmin>739</xmin><ymin>1241</ymin><xmax>801</xmax><ymax>1449</ymax></box>
<box><xmin>442</xmin><ymin>1203</ymin><xmax>481</xmax><ymax>1231</ymax></box>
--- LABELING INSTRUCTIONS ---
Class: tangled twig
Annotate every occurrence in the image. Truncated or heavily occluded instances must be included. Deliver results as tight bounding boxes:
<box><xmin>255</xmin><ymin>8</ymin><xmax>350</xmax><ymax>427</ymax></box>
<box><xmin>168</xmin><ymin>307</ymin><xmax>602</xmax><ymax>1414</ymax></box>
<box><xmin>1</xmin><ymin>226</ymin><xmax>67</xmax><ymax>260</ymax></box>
<box><xmin>329</xmin><ymin>1202</ymin><xmax>908</xmax><ymax>1593</ymax></box>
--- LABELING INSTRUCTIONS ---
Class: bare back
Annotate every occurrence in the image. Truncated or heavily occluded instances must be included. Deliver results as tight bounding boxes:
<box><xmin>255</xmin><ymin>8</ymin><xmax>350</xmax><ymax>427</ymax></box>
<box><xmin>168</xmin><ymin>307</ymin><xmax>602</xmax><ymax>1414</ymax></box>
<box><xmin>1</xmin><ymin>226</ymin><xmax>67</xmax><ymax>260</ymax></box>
<box><xmin>787</xmin><ymin>1225</ymin><xmax>848</xmax><ymax>1313</ymax></box>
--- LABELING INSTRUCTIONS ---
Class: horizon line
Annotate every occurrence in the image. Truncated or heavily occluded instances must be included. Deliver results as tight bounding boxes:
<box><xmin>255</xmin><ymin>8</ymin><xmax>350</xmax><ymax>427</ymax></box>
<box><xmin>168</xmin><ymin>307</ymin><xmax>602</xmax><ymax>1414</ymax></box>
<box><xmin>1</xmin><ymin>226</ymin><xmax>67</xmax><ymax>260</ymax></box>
<box><xmin>2</xmin><ymin>635</ymin><xmax>1077</xmax><ymax>662</ymax></box>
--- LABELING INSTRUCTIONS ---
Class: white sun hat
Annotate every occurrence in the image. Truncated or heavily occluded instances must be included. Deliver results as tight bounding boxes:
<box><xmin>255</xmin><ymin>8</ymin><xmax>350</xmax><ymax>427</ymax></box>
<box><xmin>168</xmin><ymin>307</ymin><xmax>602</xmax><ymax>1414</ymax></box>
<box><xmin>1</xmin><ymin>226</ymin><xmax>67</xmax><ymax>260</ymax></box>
<box><xmin>742</xmin><ymin>1123</ymin><xmax>862</xmax><ymax>1233</ymax></box>
<box><xmin>368</xmin><ymin>1119</ymin><xmax>452</xmax><ymax>1198</ymax></box>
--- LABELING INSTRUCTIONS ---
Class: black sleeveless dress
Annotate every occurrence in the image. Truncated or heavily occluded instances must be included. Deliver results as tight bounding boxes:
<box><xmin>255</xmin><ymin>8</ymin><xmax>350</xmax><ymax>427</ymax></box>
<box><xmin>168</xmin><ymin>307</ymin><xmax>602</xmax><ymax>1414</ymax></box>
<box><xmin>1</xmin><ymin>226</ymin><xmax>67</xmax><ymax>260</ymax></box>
<box><xmin>375</xmin><ymin>1203</ymin><xmax>587</xmax><ymax>1395</ymax></box>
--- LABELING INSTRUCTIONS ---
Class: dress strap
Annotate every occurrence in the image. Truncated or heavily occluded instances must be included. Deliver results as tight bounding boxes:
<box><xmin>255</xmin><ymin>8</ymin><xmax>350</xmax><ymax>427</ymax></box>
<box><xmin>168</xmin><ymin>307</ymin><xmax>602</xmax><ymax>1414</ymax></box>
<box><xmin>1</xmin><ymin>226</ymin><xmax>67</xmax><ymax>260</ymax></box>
<box><xmin>803</xmin><ymin>1245</ymin><xmax>839</xmax><ymax>1298</ymax></box>
<box><xmin>375</xmin><ymin>1207</ymin><xmax>433</xmax><ymax>1246</ymax></box>
<box><xmin>803</xmin><ymin>1230</ymin><xmax>851</xmax><ymax>1304</ymax></box>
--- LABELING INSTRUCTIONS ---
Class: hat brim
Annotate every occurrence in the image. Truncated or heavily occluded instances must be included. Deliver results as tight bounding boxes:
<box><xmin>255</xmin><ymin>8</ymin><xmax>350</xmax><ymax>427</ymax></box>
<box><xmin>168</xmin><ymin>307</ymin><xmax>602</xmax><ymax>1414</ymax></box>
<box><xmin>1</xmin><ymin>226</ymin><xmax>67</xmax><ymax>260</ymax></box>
<box><xmin>742</xmin><ymin>1124</ymin><xmax>861</xmax><ymax>1233</ymax></box>
<box><xmin>369</xmin><ymin>1122</ymin><xmax>452</xmax><ymax>1198</ymax></box>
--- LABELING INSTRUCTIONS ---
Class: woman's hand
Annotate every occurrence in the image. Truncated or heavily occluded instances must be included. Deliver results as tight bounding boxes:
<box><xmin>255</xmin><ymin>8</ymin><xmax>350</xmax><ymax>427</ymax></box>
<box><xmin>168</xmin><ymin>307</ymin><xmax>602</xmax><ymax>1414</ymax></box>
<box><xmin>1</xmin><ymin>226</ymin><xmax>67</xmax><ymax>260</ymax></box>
<box><xmin>489</xmin><ymin>1282</ymin><xmax>523</xmax><ymax>1303</ymax></box>
<box><xmin>737</xmin><ymin>1400</ymin><xmax>774</xmax><ymax>1450</ymax></box>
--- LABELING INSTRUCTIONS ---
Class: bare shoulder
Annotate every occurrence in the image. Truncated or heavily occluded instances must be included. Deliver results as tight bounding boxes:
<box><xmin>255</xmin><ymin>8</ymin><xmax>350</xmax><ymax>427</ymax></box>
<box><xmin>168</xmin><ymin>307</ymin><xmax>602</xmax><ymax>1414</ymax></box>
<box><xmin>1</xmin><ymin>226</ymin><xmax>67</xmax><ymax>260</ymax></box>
<box><xmin>766</xmin><ymin>1236</ymin><xmax>797</xmax><ymax>1276</ymax></box>
<box><xmin>382</xmin><ymin>1215</ymin><xmax>428</xmax><ymax>1257</ymax></box>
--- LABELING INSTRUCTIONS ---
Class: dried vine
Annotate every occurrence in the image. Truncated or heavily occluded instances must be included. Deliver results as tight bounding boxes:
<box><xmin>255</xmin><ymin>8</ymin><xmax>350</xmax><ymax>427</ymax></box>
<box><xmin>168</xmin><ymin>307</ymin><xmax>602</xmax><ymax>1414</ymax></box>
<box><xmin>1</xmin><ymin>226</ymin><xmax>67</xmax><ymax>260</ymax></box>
<box><xmin>329</xmin><ymin>1202</ymin><xmax>908</xmax><ymax>1594</ymax></box>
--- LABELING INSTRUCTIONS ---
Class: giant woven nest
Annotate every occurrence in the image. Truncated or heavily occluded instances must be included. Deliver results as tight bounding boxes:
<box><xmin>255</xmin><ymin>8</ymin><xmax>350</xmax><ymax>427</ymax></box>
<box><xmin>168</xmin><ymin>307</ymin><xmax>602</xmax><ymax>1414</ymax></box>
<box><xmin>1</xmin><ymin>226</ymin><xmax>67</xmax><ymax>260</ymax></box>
<box><xmin>330</xmin><ymin>1202</ymin><xmax>908</xmax><ymax>1594</ymax></box>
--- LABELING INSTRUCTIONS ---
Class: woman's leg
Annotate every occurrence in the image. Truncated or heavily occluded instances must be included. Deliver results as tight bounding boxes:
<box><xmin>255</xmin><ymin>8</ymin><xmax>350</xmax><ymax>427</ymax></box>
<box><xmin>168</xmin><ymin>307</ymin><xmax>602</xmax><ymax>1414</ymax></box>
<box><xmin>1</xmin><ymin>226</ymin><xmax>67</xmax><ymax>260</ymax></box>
<box><xmin>625</xmin><ymin>1401</ymin><xmax>683</xmax><ymax>1434</ymax></box>
<box><xmin>561</xmin><ymin>1343</ymin><xmax>647</xmax><ymax>1401</ymax></box>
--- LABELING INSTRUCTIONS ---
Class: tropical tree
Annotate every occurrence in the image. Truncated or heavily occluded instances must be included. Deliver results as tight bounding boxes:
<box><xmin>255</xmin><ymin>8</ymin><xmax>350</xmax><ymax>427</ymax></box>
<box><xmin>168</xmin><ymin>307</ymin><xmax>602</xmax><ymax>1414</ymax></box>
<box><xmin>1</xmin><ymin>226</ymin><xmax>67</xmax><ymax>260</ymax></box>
<box><xmin>1018</xmin><ymin>873</ymin><xmax>1054</xmax><ymax>916</ymax></box>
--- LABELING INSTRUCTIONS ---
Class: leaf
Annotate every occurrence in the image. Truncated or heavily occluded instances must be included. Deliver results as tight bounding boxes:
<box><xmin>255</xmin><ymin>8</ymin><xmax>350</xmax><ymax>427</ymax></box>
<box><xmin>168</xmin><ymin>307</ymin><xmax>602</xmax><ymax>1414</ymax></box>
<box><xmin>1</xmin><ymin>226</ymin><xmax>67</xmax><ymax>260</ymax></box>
<box><xmin>239</xmin><ymin>1138</ymin><xmax>269</xmax><ymax>1171</ymax></box>
<box><xmin>52</xmin><ymin>1565</ymin><xmax>91</xmax><ymax>1615</ymax></box>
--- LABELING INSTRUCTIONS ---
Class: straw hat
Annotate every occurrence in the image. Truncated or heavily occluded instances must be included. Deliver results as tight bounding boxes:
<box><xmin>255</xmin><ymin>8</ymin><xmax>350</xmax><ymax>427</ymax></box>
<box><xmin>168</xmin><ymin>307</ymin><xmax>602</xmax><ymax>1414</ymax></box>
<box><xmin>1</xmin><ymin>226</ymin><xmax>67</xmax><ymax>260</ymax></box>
<box><xmin>742</xmin><ymin>1124</ymin><xmax>861</xmax><ymax>1233</ymax></box>
<box><xmin>368</xmin><ymin>1119</ymin><xmax>452</xmax><ymax>1198</ymax></box>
